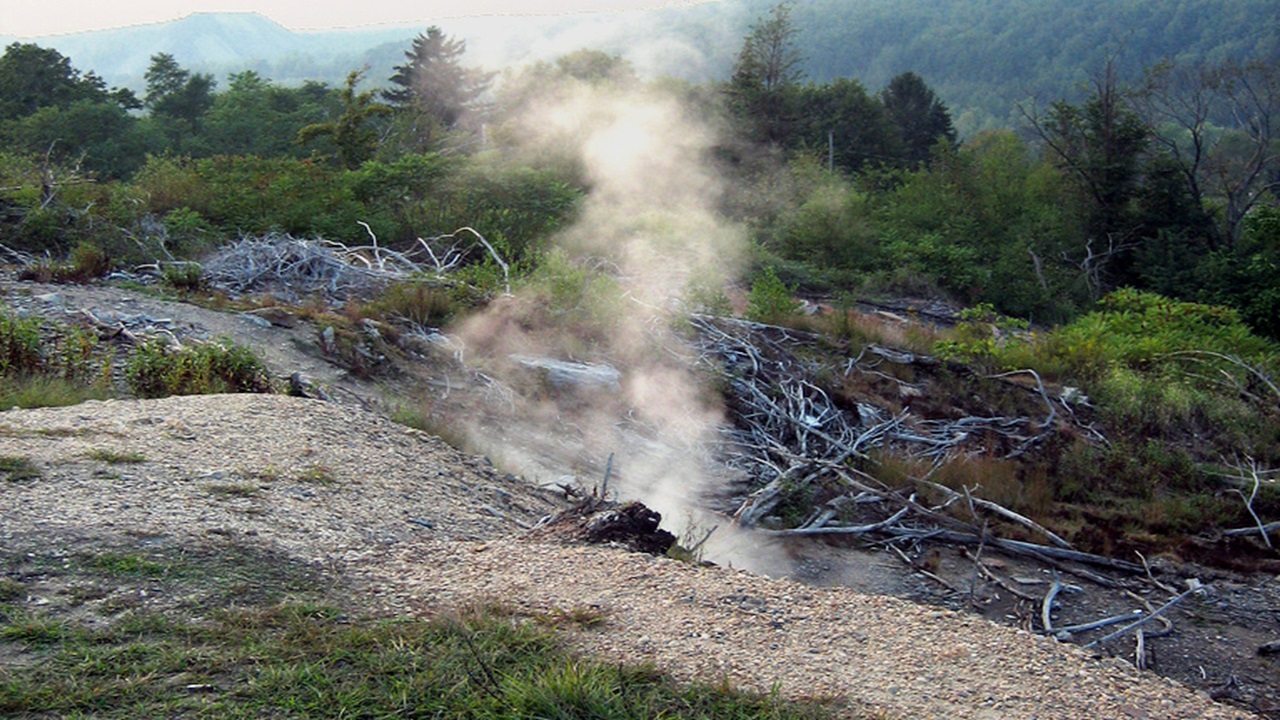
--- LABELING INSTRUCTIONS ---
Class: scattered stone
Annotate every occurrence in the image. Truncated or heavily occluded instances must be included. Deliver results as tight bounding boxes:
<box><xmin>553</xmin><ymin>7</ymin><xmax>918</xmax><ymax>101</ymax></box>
<box><xmin>246</xmin><ymin>306</ymin><xmax>299</xmax><ymax>328</ymax></box>
<box><xmin>239</xmin><ymin>312</ymin><xmax>272</xmax><ymax>328</ymax></box>
<box><xmin>510</xmin><ymin>354</ymin><xmax>621</xmax><ymax>390</ymax></box>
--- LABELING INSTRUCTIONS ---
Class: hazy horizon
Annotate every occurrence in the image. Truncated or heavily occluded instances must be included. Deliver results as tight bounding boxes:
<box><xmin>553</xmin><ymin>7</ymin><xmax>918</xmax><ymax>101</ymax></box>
<box><xmin>1</xmin><ymin>0</ymin><xmax>711</xmax><ymax>38</ymax></box>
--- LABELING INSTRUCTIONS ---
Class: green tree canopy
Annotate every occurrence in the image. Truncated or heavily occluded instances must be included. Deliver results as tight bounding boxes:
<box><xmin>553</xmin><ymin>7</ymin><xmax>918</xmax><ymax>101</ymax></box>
<box><xmin>879</xmin><ymin>71</ymin><xmax>957</xmax><ymax>169</ymax></box>
<box><xmin>144</xmin><ymin>53</ymin><xmax>216</xmax><ymax>147</ymax></box>
<box><xmin>298</xmin><ymin>70</ymin><xmax>391</xmax><ymax>169</ymax></box>
<box><xmin>794</xmin><ymin>77</ymin><xmax>900</xmax><ymax>173</ymax></box>
<box><xmin>726</xmin><ymin>2</ymin><xmax>805</xmax><ymax>145</ymax></box>
<box><xmin>0</xmin><ymin>43</ymin><xmax>136</xmax><ymax>120</ymax></box>
<box><xmin>382</xmin><ymin>27</ymin><xmax>493</xmax><ymax>152</ymax></box>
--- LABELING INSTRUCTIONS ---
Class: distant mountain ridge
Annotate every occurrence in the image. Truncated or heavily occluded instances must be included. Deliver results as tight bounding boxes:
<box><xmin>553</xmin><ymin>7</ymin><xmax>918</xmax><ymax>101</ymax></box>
<box><xmin>2</xmin><ymin>12</ymin><xmax>422</xmax><ymax>90</ymax></box>
<box><xmin>4</xmin><ymin>1</ymin><xmax>1273</xmax><ymax>136</ymax></box>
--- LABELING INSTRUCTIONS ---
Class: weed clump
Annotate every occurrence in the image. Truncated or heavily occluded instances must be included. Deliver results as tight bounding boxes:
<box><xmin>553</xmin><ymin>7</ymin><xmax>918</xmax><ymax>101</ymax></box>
<box><xmin>0</xmin><ymin>455</ymin><xmax>42</xmax><ymax>481</ymax></box>
<box><xmin>1</xmin><ymin>306</ymin><xmax>110</xmax><ymax>408</ymax></box>
<box><xmin>160</xmin><ymin>262</ymin><xmax>206</xmax><ymax>293</ymax></box>
<box><xmin>125</xmin><ymin>337</ymin><xmax>274</xmax><ymax>398</ymax></box>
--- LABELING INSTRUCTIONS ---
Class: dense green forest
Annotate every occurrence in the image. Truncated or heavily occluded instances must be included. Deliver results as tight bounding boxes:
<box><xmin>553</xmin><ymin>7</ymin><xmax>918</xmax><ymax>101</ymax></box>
<box><xmin>752</xmin><ymin>0</ymin><xmax>1280</xmax><ymax>132</ymax></box>
<box><xmin>2</xmin><ymin>1</ymin><xmax>1278</xmax><ymax>329</ymax></box>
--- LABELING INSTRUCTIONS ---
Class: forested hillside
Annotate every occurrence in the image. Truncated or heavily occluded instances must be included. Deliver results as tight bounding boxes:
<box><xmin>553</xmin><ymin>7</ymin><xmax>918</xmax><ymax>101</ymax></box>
<box><xmin>768</xmin><ymin>0</ymin><xmax>1280</xmax><ymax>131</ymax></box>
<box><xmin>8</xmin><ymin>0</ymin><xmax>1273</xmax><ymax>136</ymax></box>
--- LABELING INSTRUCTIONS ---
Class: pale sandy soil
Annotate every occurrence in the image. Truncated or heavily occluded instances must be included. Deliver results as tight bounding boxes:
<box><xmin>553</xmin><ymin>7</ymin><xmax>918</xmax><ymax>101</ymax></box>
<box><xmin>0</xmin><ymin>394</ymin><xmax>1256</xmax><ymax>720</ymax></box>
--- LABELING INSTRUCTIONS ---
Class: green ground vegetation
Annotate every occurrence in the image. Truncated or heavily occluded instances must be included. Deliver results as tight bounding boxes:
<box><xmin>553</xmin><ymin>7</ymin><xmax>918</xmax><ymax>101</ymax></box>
<box><xmin>0</xmin><ymin>541</ymin><xmax>843</xmax><ymax>719</ymax></box>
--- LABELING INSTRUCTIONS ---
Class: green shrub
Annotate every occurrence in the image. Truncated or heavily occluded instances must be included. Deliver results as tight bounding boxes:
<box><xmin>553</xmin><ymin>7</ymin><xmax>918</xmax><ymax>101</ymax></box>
<box><xmin>0</xmin><ymin>307</ymin><xmax>108</xmax><ymax>407</ymax></box>
<box><xmin>933</xmin><ymin>302</ymin><xmax>1028</xmax><ymax>367</ymax></box>
<box><xmin>68</xmin><ymin>241</ymin><xmax>111</xmax><ymax>279</ymax></box>
<box><xmin>0</xmin><ymin>310</ymin><xmax>44</xmax><ymax>377</ymax></box>
<box><xmin>1054</xmin><ymin>289</ymin><xmax>1276</xmax><ymax>379</ymax></box>
<box><xmin>161</xmin><ymin>207</ymin><xmax>217</xmax><ymax>258</ymax></box>
<box><xmin>160</xmin><ymin>263</ymin><xmax>205</xmax><ymax>293</ymax></box>
<box><xmin>522</xmin><ymin>248</ymin><xmax>623</xmax><ymax>345</ymax></box>
<box><xmin>746</xmin><ymin>267</ymin><xmax>801</xmax><ymax>324</ymax></box>
<box><xmin>125</xmin><ymin>337</ymin><xmax>274</xmax><ymax>398</ymax></box>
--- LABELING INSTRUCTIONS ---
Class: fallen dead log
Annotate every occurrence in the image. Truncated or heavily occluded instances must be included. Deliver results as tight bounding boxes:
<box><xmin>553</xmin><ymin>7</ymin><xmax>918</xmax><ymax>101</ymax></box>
<box><xmin>510</xmin><ymin>355</ymin><xmax>621</xmax><ymax>390</ymax></box>
<box><xmin>1083</xmin><ymin>583</ymin><xmax>1206</xmax><ymax>650</ymax></box>
<box><xmin>1040</xmin><ymin>610</ymin><xmax>1143</xmax><ymax>638</ymax></box>
<box><xmin>878</xmin><ymin>528</ymin><xmax>1143</xmax><ymax>574</ymax></box>
<box><xmin>962</xmin><ymin>549</ymin><xmax>1040</xmax><ymax>601</ymax></box>
<box><xmin>1041</xmin><ymin>572</ymin><xmax>1063</xmax><ymax>633</ymax></box>
<box><xmin>757</xmin><ymin>505</ymin><xmax>911</xmax><ymax>537</ymax></box>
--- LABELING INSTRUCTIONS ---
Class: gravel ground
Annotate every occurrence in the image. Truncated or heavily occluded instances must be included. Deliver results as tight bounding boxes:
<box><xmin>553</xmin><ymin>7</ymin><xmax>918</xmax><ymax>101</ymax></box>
<box><xmin>0</xmin><ymin>394</ymin><xmax>1258</xmax><ymax>720</ymax></box>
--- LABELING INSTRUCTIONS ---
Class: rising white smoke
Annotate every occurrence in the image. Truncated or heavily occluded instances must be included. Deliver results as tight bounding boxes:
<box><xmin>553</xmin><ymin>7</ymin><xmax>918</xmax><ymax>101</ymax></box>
<box><xmin>447</xmin><ymin>75</ymin><xmax>791</xmax><ymax>576</ymax></box>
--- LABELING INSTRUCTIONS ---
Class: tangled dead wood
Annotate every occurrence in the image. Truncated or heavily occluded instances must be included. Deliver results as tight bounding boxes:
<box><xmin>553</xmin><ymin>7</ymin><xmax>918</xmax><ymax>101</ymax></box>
<box><xmin>684</xmin><ymin>313</ymin><xmax>1131</xmax><ymax>573</ymax></box>
<box><xmin>201</xmin><ymin>228</ymin><xmax>509</xmax><ymax>303</ymax></box>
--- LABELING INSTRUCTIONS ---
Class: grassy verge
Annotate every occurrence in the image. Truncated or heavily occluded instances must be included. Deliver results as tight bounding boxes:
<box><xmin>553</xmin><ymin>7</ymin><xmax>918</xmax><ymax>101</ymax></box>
<box><xmin>0</xmin><ymin>539</ymin><xmax>843</xmax><ymax>720</ymax></box>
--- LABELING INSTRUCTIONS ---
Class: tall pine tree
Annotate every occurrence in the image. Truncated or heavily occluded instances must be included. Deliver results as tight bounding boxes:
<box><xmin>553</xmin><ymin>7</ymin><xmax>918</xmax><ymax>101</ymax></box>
<box><xmin>383</xmin><ymin>27</ymin><xmax>493</xmax><ymax>152</ymax></box>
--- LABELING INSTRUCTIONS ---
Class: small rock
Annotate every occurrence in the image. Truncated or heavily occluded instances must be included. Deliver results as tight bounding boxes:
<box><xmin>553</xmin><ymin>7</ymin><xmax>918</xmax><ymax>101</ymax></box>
<box><xmin>246</xmin><ymin>307</ymin><xmax>299</xmax><ymax>328</ymax></box>
<box><xmin>238</xmin><ymin>312</ymin><xmax>272</xmax><ymax>328</ymax></box>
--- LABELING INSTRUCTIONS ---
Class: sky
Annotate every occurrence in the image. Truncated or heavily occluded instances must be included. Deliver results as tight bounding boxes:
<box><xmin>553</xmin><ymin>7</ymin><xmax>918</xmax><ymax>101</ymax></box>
<box><xmin>2</xmin><ymin>0</ymin><xmax>706</xmax><ymax>38</ymax></box>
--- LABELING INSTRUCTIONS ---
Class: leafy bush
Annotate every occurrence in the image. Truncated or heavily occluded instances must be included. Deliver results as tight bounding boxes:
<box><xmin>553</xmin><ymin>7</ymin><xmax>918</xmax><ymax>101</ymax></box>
<box><xmin>746</xmin><ymin>267</ymin><xmax>801</xmax><ymax>324</ymax></box>
<box><xmin>933</xmin><ymin>302</ymin><xmax>1028</xmax><ymax>367</ymax></box>
<box><xmin>1049</xmin><ymin>288</ymin><xmax>1277</xmax><ymax>382</ymax></box>
<box><xmin>67</xmin><ymin>241</ymin><xmax>111</xmax><ymax>279</ymax></box>
<box><xmin>160</xmin><ymin>262</ymin><xmax>205</xmax><ymax>293</ymax></box>
<box><xmin>0</xmin><ymin>310</ymin><xmax>44</xmax><ymax>377</ymax></box>
<box><xmin>125</xmin><ymin>337</ymin><xmax>274</xmax><ymax>398</ymax></box>
<box><xmin>522</xmin><ymin>248</ymin><xmax>623</xmax><ymax>344</ymax></box>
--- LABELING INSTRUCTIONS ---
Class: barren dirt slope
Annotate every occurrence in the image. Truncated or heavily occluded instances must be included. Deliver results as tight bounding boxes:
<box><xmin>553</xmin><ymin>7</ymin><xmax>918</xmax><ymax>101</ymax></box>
<box><xmin>0</xmin><ymin>394</ymin><xmax>1256</xmax><ymax>720</ymax></box>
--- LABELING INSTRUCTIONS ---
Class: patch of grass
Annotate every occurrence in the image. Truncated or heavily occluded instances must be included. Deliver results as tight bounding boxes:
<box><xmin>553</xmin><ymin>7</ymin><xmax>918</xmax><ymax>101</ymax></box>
<box><xmin>0</xmin><ymin>611</ymin><xmax>73</xmax><ymax>645</ymax></box>
<box><xmin>361</xmin><ymin>280</ymin><xmax>459</xmax><ymax>328</ymax></box>
<box><xmin>241</xmin><ymin>464</ymin><xmax>282</xmax><ymax>482</ymax></box>
<box><xmin>0</xmin><ymin>374</ymin><xmax>112</xmax><ymax>409</ymax></box>
<box><xmin>0</xmin><ymin>600</ymin><xmax>839</xmax><ymax>719</ymax></box>
<box><xmin>204</xmin><ymin>483</ymin><xmax>261</xmax><ymax>499</ymax></box>
<box><xmin>390</xmin><ymin>400</ymin><xmax>472</xmax><ymax>450</ymax></box>
<box><xmin>536</xmin><ymin>604</ymin><xmax>611</xmax><ymax>629</ymax></box>
<box><xmin>83</xmin><ymin>552</ymin><xmax>168</xmax><ymax>579</ymax></box>
<box><xmin>0</xmin><ymin>539</ymin><xmax>843</xmax><ymax>719</ymax></box>
<box><xmin>87</xmin><ymin>449</ymin><xmax>147</xmax><ymax>464</ymax></box>
<box><xmin>125</xmin><ymin>337</ymin><xmax>275</xmax><ymax>399</ymax></box>
<box><xmin>0</xmin><ymin>455</ymin><xmax>42</xmax><ymax>481</ymax></box>
<box><xmin>297</xmin><ymin>463</ymin><xmax>337</xmax><ymax>485</ymax></box>
<box><xmin>0</xmin><ymin>576</ymin><xmax>25</xmax><ymax>601</ymax></box>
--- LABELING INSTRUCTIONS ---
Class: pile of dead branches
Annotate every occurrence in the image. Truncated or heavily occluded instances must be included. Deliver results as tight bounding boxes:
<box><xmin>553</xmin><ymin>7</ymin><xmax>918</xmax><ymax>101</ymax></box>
<box><xmin>201</xmin><ymin>227</ymin><xmax>510</xmax><ymax>303</ymax></box>
<box><xmin>685</xmin><ymin>314</ymin><xmax>1127</xmax><ymax>572</ymax></box>
<box><xmin>202</xmin><ymin>233</ymin><xmax>415</xmax><ymax>301</ymax></box>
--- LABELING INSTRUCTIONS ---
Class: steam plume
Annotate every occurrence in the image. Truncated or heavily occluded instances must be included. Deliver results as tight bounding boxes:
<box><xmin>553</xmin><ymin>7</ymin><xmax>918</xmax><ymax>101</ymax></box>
<box><xmin>450</xmin><ymin>76</ymin><xmax>790</xmax><ymax>575</ymax></box>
